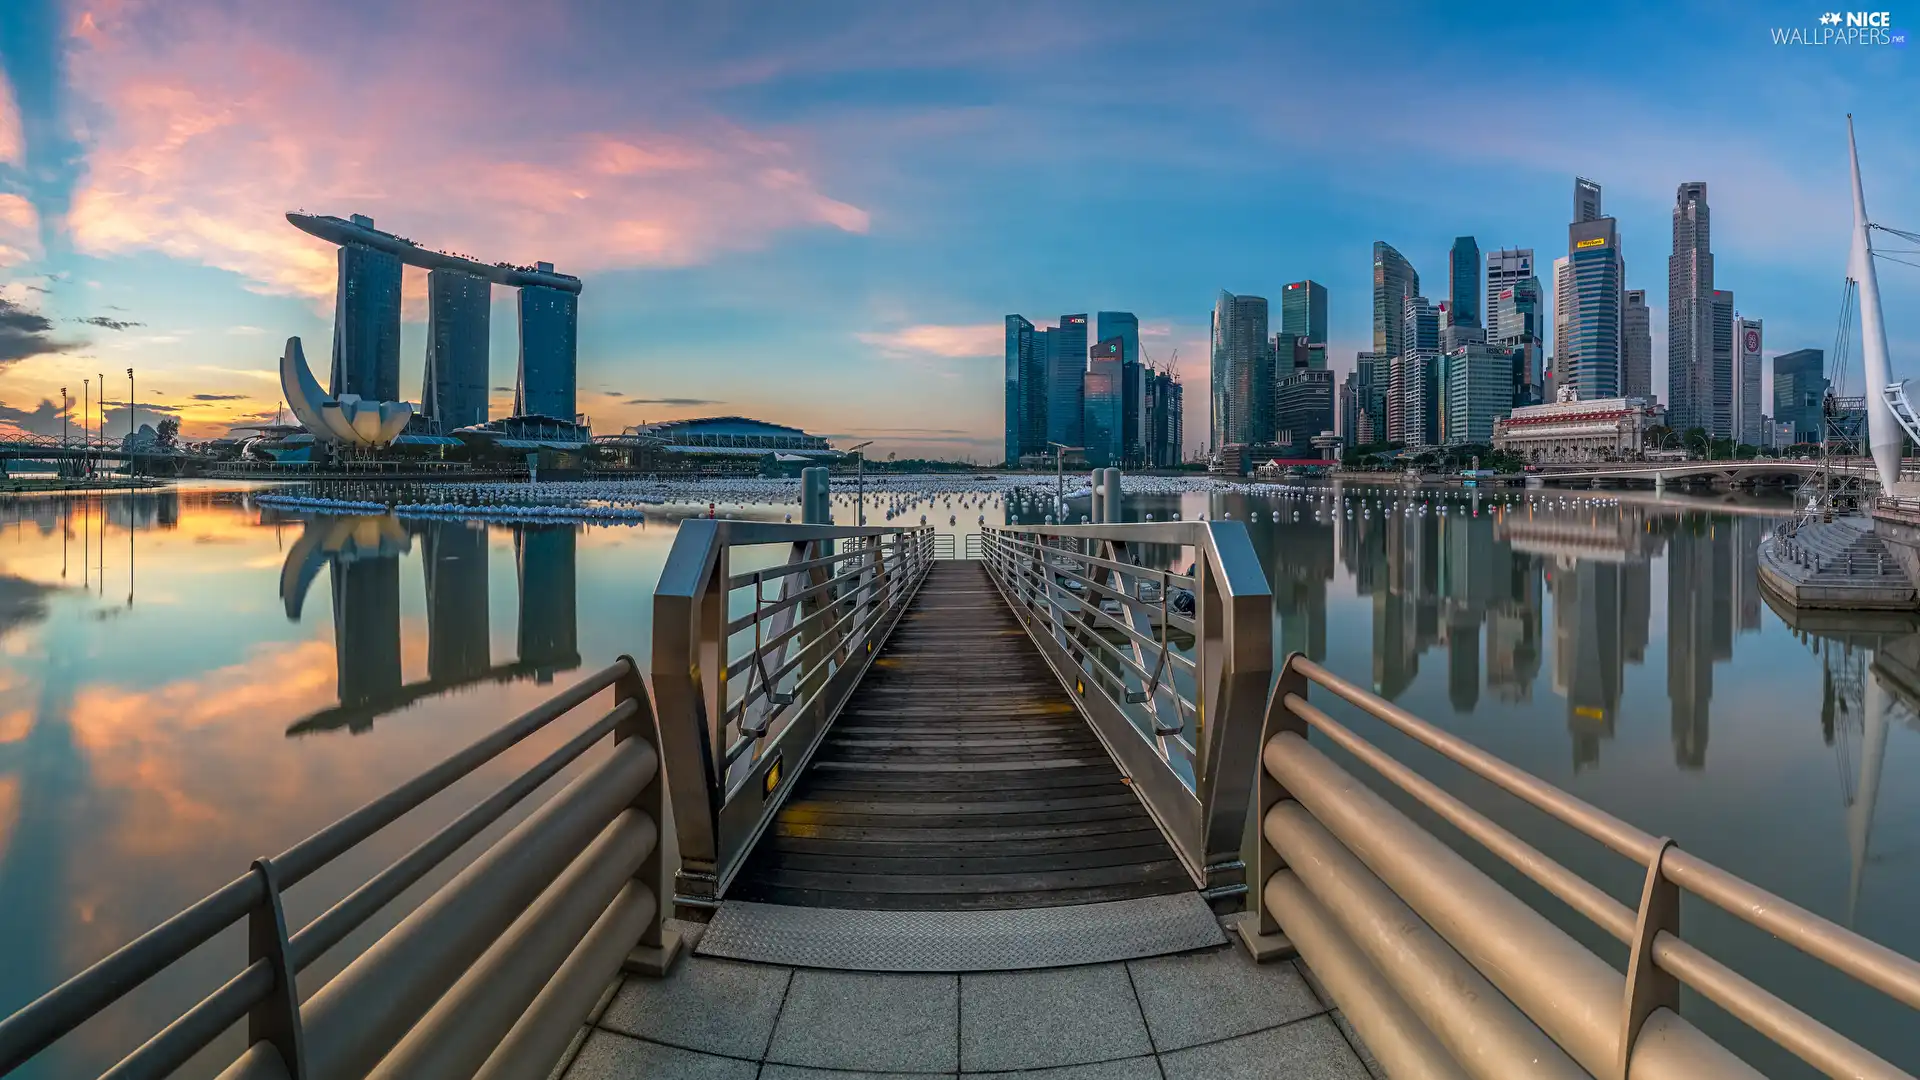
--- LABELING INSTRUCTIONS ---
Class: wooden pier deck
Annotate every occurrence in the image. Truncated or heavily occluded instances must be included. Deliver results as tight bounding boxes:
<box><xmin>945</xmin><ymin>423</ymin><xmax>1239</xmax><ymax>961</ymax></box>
<box><xmin>729</xmin><ymin>559</ymin><xmax>1192</xmax><ymax>911</ymax></box>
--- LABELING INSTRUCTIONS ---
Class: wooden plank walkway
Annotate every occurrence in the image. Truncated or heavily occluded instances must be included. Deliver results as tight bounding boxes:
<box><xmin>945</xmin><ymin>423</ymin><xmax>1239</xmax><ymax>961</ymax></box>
<box><xmin>729</xmin><ymin>559</ymin><xmax>1193</xmax><ymax>910</ymax></box>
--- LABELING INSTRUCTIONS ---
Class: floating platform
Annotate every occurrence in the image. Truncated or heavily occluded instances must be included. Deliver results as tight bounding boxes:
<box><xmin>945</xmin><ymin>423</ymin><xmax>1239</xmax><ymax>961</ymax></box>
<box><xmin>1757</xmin><ymin>515</ymin><xmax>1918</xmax><ymax>611</ymax></box>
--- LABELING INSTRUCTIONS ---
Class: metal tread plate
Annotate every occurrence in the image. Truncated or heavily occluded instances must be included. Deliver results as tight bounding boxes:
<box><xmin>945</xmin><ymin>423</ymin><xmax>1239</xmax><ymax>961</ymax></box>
<box><xmin>694</xmin><ymin>892</ymin><xmax>1226</xmax><ymax>972</ymax></box>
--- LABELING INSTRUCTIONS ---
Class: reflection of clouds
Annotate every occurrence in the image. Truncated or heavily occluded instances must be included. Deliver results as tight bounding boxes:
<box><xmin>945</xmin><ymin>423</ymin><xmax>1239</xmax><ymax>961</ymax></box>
<box><xmin>0</xmin><ymin>774</ymin><xmax>17</xmax><ymax>869</ymax></box>
<box><xmin>66</xmin><ymin>637</ymin><xmax>341</xmax><ymax>863</ymax></box>
<box><xmin>0</xmin><ymin>573</ymin><xmax>53</xmax><ymax>641</ymax></box>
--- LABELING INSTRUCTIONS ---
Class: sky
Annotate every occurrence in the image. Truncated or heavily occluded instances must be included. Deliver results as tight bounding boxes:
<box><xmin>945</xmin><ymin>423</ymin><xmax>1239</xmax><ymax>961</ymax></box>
<box><xmin>0</xmin><ymin>0</ymin><xmax>1915</xmax><ymax>461</ymax></box>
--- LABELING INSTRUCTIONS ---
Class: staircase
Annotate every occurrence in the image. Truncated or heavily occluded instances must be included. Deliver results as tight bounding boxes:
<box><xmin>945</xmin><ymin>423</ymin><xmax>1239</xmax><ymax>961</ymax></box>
<box><xmin>1760</xmin><ymin>516</ymin><xmax>1917</xmax><ymax>609</ymax></box>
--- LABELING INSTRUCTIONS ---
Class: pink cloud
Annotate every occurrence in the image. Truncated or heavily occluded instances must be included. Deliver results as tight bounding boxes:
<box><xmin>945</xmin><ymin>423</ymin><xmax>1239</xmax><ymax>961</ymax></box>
<box><xmin>0</xmin><ymin>68</ymin><xmax>19</xmax><ymax>165</ymax></box>
<box><xmin>62</xmin><ymin>1</ymin><xmax>870</xmax><ymax>303</ymax></box>
<box><xmin>857</xmin><ymin>323</ymin><xmax>1003</xmax><ymax>359</ymax></box>
<box><xmin>0</xmin><ymin>194</ymin><xmax>38</xmax><ymax>267</ymax></box>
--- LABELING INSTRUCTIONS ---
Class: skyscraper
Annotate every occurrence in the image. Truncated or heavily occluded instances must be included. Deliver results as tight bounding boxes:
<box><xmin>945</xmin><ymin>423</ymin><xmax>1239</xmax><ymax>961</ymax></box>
<box><xmin>1773</xmin><ymin>348</ymin><xmax>1827</xmax><ymax>444</ymax></box>
<box><xmin>1668</xmin><ymin>182</ymin><xmax>1717</xmax><ymax>433</ymax></box>
<box><xmin>1281</xmin><ymin>281</ymin><xmax>1327</xmax><ymax>346</ymax></box>
<box><xmin>1485</xmin><ymin>249</ymin><xmax>1534</xmax><ymax>320</ymax></box>
<box><xmin>1145</xmin><ymin>369</ymin><xmax>1184</xmax><ymax>467</ymax></box>
<box><xmin>329</xmin><ymin>223</ymin><xmax>404</xmax><ymax>402</ymax></box>
<box><xmin>1046</xmin><ymin>314</ymin><xmax>1089</xmax><ymax>448</ymax></box>
<box><xmin>1274</xmin><ymin>365</ymin><xmax>1333</xmax><ymax>455</ymax></box>
<box><xmin>1372</xmin><ymin>243</ymin><xmax>1419</xmax><ymax>434</ymax></box>
<box><xmin>422</xmin><ymin>268</ymin><xmax>492</xmax><ymax>432</ymax></box>
<box><xmin>1097</xmin><ymin>312</ymin><xmax>1144</xmax><ymax>466</ymax></box>
<box><xmin>1448</xmin><ymin>237</ymin><xmax>1481</xmax><ymax>330</ymax></box>
<box><xmin>1338</xmin><ymin>370</ymin><xmax>1361</xmax><ymax>444</ymax></box>
<box><xmin>1623</xmin><ymin>289</ymin><xmax>1653</xmax><ymax>400</ymax></box>
<box><xmin>515</xmin><ymin>281</ymin><xmax>578</xmax><ymax>421</ymax></box>
<box><xmin>1711</xmin><ymin>291</ymin><xmax>1736</xmax><ymax>439</ymax></box>
<box><xmin>1734</xmin><ymin>316</ymin><xmax>1763</xmax><ymax>446</ymax></box>
<box><xmin>1004</xmin><ymin>315</ymin><xmax>1047</xmax><ymax>463</ymax></box>
<box><xmin>1395</xmin><ymin>296</ymin><xmax>1440</xmax><ymax>446</ymax></box>
<box><xmin>1575</xmin><ymin>176</ymin><xmax>1604</xmax><ymax>224</ymax></box>
<box><xmin>1443</xmin><ymin>344</ymin><xmax>1514</xmax><ymax>444</ymax></box>
<box><xmin>1084</xmin><ymin>337</ymin><xmax>1124</xmax><ymax>467</ymax></box>
<box><xmin>1550</xmin><ymin>256</ymin><xmax>1571</xmax><ymax>399</ymax></box>
<box><xmin>1494</xmin><ymin>275</ymin><xmax>1544</xmax><ymax>406</ymax></box>
<box><xmin>1210</xmin><ymin>291</ymin><xmax>1271</xmax><ymax>447</ymax></box>
<box><xmin>1562</xmin><ymin>202</ymin><xmax>1623</xmax><ymax>401</ymax></box>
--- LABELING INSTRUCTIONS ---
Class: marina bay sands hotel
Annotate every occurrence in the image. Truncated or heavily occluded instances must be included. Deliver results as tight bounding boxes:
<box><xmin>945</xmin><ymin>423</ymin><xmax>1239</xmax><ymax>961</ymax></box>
<box><xmin>287</xmin><ymin>212</ymin><xmax>584</xmax><ymax>433</ymax></box>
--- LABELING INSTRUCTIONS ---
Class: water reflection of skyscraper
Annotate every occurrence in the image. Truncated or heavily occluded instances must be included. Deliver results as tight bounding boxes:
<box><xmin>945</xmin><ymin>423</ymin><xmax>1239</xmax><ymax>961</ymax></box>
<box><xmin>1664</xmin><ymin>516</ymin><xmax>1766</xmax><ymax>770</ymax></box>
<box><xmin>424</xmin><ymin>521</ymin><xmax>489</xmax><ymax>683</ymax></box>
<box><xmin>516</xmin><ymin>525</ymin><xmax>581</xmax><ymax>682</ymax></box>
<box><xmin>281</xmin><ymin>516</ymin><xmax>581</xmax><ymax>733</ymax></box>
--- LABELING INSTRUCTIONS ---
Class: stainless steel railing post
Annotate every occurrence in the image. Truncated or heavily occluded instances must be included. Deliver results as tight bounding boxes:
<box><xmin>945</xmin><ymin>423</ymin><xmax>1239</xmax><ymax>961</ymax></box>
<box><xmin>1618</xmin><ymin>840</ymin><xmax>1681</xmax><ymax>1080</ymax></box>
<box><xmin>245</xmin><ymin>857</ymin><xmax>306</xmax><ymax>1079</ymax></box>
<box><xmin>613</xmin><ymin>654</ymin><xmax>682</xmax><ymax>977</ymax></box>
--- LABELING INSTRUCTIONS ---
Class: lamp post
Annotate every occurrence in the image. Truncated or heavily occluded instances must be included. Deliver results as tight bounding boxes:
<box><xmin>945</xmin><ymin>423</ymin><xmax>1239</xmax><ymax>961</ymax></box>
<box><xmin>82</xmin><ymin>379</ymin><xmax>90</xmax><ymax>479</ymax></box>
<box><xmin>1046</xmin><ymin>442</ymin><xmax>1084</xmax><ymax>506</ymax></box>
<box><xmin>127</xmin><ymin>368</ymin><xmax>135</xmax><ymax>477</ymax></box>
<box><xmin>847</xmin><ymin>441</ymin><xmax>874</xmax><ymax>524</ymax></box>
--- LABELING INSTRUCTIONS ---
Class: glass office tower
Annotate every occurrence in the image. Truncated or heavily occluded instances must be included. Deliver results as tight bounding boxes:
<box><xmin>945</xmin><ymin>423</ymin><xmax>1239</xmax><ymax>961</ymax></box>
<box><xmin>1046</xmin><ymin>315</ymin><xmax>1089</xmax><ymax>448</ymax></box>
<box><xmin>1083</xmin><ymin>338</ymin><xmax>1124</xmax><ymax>467</ymax></box>
<box><xmin>423</xmin><ymin>268</ymin><xmax>492</xmax><ymax>431</ymax></box>
<box><xmin>330</xmin><ymin>240</ymin><xmax>403</xmax><ymax>401</ymax></box>
<box><xmin>515</xmin><ymin>283</ymin><xmax>579</xmax><ymax>421</ymax></box>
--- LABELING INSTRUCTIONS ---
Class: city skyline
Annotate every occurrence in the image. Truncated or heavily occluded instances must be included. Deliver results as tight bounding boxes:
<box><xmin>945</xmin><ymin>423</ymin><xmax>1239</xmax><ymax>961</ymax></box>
<box><xmin>0</xmin><ymin>0</ymin><xmax>1913</xmax><ymax>461</ymax></box>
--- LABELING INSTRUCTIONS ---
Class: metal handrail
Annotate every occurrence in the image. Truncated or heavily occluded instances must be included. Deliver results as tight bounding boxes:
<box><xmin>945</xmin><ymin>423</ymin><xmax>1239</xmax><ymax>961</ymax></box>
<box><xmin>0</xmin><ymin>658</ymin><xmax>678</xmax><ymax>1080</ymax></box>
<box><xmin>979</xmin><ymin>520</ymin><xmax>1269</xmax><ymax>903</ymax></box>
<box><xmin>1254</xmin><ymin>653</ymin><xmax>1920</xmax><ymax>1080</ymax></box>
<box><xmin>653</xmin><ymin>520</ymin><xmax>935</xmax><ymax>913</ymax></box>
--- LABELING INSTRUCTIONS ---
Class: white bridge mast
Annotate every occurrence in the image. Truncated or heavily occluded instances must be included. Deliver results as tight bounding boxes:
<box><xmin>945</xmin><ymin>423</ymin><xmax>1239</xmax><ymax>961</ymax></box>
<box><xmin>1851</xmin><ymin>115</ymin><xmax>1901</xmax><ymax>491</ymax></box>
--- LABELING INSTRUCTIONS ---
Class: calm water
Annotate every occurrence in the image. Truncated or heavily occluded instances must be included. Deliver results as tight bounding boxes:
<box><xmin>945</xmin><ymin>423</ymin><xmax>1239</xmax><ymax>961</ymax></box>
<box><xmin>1</xmin><ymin>480</ymin><xmax>1916</xmax><ymax>1077</ymax></box>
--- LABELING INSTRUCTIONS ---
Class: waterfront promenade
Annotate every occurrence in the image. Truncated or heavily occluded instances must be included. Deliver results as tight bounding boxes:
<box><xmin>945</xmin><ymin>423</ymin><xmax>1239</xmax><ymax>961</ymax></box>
<box><xmin>4</xmin><ymin>503</ymin><xmax>1920</xmax><ymax>1079</ymax></box>
<box><xmin>550</xmin><ymin>918</ymin><xmax>1379</xmax><ymax>1079</ymax></box>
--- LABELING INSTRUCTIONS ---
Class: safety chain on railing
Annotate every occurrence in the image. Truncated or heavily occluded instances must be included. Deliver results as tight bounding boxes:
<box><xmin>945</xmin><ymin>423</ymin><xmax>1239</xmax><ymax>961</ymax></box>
<box><xmin>1250</xmin><ymin>653</ymin><xmax>1920</xmax><ymax>1080</ymax></box>
<box><xmin>0</xmin><ymin>657</ymin><xmax>677</xmax><ymax>1080</ymax></box>
<box><xmin>979</xmin><ymin>521</ymin><xmax>1269</xmax><ymax>903</ymax></box>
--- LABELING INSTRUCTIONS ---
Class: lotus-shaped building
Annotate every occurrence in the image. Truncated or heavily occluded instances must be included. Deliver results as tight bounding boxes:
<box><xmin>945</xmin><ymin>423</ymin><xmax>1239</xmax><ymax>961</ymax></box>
<box><xmin>280</xmin><ymin>336</ymin><xmax>413</xmax><ymax>447</ymax></box>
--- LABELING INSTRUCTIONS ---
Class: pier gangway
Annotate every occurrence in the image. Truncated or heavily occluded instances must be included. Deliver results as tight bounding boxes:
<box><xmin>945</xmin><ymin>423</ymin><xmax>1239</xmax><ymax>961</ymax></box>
<box><xmin>4</xmin><ymin>517</ymin><xmax>1920</xmax><ymax>1078</ymax></box>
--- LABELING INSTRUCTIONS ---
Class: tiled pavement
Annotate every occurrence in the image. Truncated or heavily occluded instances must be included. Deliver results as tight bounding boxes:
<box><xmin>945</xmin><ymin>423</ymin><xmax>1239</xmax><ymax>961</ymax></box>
<box><xmin>553</xmin><ymin>923</ymin><xmax>1383</xmax><ymax>1080</ymax></box>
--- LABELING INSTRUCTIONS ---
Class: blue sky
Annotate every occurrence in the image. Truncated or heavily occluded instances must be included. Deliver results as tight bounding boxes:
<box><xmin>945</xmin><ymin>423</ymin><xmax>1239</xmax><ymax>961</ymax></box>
<box><xmin>0</xmin><ymin>0</ymin><xmax>1914</xmax><ymax>458</ymax></box>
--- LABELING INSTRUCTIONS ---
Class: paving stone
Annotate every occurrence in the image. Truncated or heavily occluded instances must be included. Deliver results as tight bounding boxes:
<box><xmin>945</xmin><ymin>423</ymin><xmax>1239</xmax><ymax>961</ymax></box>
<box><xmin>599</xmin><ymin>956</ymin><xmax>792</xmax><ymax>1059</ymax></box>
<box><xmin>1159</xmin><ymin>1016</ymin><xmax>1373</xmax><ymax>1080</ymax></box>
<box><xmin>766</xmin><ymin>970</ymin><xmax>959</xmax><ymax>1073</ymax></box>
<box><xmin>763</xmin><ymin>1067</ymin><xmax>955</xmax><ymax>1080</ymax></box>
<box><xmin>1127</xmin><ymin>946</ymin><xmax>1325</xmax><ymax>1051</ymax></box>
<box><xmin>561</xmin><ymin>1029</ymin><xmax>757</xmax><ymax>1080</ymax></box>
<box><xmin>961</xmin><ymin>1056</ymin><xmax>1161</xmax><ymax>1079</ymax></box>
<box><xmin>959</xmin><ymin>963</ymin><xmax>1152</xmax><ymax>1070</ymax></box>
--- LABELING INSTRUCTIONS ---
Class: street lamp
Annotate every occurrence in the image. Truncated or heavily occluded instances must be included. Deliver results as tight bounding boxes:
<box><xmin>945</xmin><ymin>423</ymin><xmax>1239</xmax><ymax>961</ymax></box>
<box><xmin>127</xmin><ymin>368</ymin><xmax>135</xmax><ymax>477</ymax></box>
<box><xmin>1046</xmin><ymin>442</ymin><xmax>1084</xmax><ymax>505</ymax></box>
<box><xmin>847</xmin><ymin>441</ymin><xmax>874</xmax><ymax>524</ymax></box>
<box><xmin>82</xmin><ymin>378</ymin><xmax>90</xmax><ymax>478</ymax></box>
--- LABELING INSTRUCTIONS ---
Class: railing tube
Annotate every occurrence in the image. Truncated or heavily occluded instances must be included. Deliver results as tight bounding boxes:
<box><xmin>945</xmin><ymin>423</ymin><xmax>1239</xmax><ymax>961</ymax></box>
<box><xmin>1261</xmin><ymin>872</ymin><xmax>1471</xmax><ymax>1080</ymax></box>
<box><xmin>367</xmin><ymin>809</ymin><xmax>660</xmax><ymax>1078</ymax></box>
<box><xmin>1264</xmin><ymin>801</ymin><xmax>1587</xmax><ymax>1080</ymax></box>
<box><xmin>1261</xmin><ymin>731</ymin><xmax>1760</xmax><ymax>1080</ymax></box>
<box><xmin>1651</xmin><ymin>936</ymin><xmax>1910</xmax><ymax>1080</ymax></box>
<box><xmin>471</xmin><ymin>878</ymin><xmax>660</xmax><ymax>1080</ymax></box>
<box><xmin>223</xmin><ymin>737</ymin><xmax>659</xmax><ymax>1080</ymax></box>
